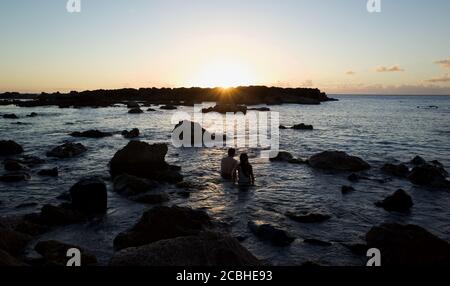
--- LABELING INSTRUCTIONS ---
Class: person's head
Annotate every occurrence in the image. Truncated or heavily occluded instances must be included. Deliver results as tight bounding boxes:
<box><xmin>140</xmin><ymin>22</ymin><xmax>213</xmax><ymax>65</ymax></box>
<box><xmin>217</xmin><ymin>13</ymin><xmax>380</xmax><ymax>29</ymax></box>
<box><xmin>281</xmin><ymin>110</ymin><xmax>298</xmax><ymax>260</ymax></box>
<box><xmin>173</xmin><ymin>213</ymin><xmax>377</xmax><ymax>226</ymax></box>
<box><xmin>228</xmin><ymin>148</ymin><xmax>236</xmax><ymax>157</ymax></box>
<box><xmin>240</xmin><ymin>153</ymin><xmax>249</xmax><ymax>164</ymax></box>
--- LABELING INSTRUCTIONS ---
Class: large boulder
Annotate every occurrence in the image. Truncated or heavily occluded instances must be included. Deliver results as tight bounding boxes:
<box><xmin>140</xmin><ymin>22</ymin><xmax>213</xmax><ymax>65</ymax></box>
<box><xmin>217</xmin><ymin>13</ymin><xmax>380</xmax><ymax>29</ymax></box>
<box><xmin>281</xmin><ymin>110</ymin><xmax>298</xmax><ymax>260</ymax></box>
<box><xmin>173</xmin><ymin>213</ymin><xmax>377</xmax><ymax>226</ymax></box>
<box><xmin>0</xmin><ymin>225</ymin><xmax>31</xmax><ymax>255</ymax></box>
<box><xmin>70</xmin><ymin>130</ymin><xmax>112</xmax><ymax>138</ymax></box>
<box><xmin>46</xmin><ymin>142</ymin><xmax>87</xmax><ymax>158</ymax></box>
<box><xmin>34</xmin><ymin>240</ymin><xmax>97</xmax><ymax>266</ymax></box>
<box><xmin>366</xmin><ymin>223</ymin><xmax>450</xmax><ymax>266</ymax></box>
<box><xmin>248</xmin><ymin>221</ymin><xmax>294</xmax><ymax>246</ymax></box>
<box><xmin>35</xmin><ymin>204</ymin><xmax>87</xmax><ymax>226</ymax></box>
<box><xmin>375</xmin><ymin>189</ymin><xmax>413</xmax><ymax>212</ymax></box>
<box><xmin>408</xmin><ymin>164</ymin><xmax>449</xmax><ymax>187</ymax></box>
<box><xmin>0</xmin><ymin>249</ymin><xmax>27</xmax><ymax>266</ymax></box>
<box><xmin>110</xmin><ymin>232</ymin><xmax>261</xmax><ymax>266</ymax></box>
<box><xmin>308</xmin><ymin>151</ymin><xmax>370</xmax><ymax>172</ymax></box>
<box><xmin>109</xmin><ymin>141</ymin><xmax>182</xmax><ymax>183</ymax></box>
<box><xmin>113</xmin><ymin>206</ymin><xmax>212</xmax><ymax>250</ymax></box>
<box><xmin>69</xmin><ymin>177</ymin><xmax>107</xmax><ymax>213</ymax></box>
<box><xmin>0</xmin><ymin>140</ymin><xmax>24</xmax><ymax>156</ymax></box>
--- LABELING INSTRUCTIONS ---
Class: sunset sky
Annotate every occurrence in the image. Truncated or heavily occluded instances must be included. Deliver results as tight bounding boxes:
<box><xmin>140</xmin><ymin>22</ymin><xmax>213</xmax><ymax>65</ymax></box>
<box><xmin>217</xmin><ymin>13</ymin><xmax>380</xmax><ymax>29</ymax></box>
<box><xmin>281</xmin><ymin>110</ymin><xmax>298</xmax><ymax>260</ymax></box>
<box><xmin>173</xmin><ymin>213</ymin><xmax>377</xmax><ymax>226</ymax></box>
<box><xmin>1</xmin><ymin>0</ymin><xmax>449</xmax><ymax>94</ymax></box>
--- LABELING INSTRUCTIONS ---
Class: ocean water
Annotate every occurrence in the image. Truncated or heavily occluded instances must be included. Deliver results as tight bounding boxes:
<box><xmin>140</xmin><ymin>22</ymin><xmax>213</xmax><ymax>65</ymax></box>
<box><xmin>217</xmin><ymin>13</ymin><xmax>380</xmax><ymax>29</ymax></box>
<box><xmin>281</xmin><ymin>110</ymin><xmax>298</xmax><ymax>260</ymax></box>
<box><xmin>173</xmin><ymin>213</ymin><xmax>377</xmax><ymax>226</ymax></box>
<box><xmin>0</xmin><ymin>95</ymin><xmax>449</xmax><ymax>266</ymax></box>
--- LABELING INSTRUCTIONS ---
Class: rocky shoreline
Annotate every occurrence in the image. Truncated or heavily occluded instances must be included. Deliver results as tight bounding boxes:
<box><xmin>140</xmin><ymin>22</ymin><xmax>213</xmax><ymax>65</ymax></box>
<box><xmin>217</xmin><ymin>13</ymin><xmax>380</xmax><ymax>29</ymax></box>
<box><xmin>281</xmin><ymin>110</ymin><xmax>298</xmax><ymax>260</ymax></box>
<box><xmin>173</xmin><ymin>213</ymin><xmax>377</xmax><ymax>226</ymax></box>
<box><xmin>0</xmin><ymin>86</ymin><xmax>336</xmax><ymax>108</ymax></box>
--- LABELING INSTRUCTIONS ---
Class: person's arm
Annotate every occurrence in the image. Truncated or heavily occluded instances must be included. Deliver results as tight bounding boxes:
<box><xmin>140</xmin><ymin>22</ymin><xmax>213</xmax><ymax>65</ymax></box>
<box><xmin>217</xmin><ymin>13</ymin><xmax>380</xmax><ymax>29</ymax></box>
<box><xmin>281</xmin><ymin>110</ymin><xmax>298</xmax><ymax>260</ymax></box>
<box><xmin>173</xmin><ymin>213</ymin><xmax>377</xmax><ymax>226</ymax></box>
<box><xmin>232</xmin><ymin>165</ymin><xmax>238</xmax><ymax>184</ymax></box>
<box><xmin>250</xmin><ymin>165</ymin><xmax>255</xmax><ymax>186</ymax></box>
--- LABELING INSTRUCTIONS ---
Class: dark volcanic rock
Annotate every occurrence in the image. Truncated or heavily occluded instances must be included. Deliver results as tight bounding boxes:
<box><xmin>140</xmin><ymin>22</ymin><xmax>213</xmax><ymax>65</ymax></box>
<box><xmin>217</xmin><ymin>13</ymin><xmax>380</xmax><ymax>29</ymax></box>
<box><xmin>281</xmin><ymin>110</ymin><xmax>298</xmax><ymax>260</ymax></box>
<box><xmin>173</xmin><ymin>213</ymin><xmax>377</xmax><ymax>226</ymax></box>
<box><xmin>0</xmin><ymin>140</ymin><xmax>24</xmax><ymax>156</ymax></box>
<box><xmin>113</xmin><ymin>206</ymin><xmax>212</xmax><ymax>250</ymax></box>
<box><xmin>366</xmin><ymin>223</ymin><xmax>450</xmax><ymax>266</ymax></box>
<box><xmin>248</xmin><ymin>221</ymin><xmax>294</xmax><ymax>246</ymax></box>
<box><xmin>0</xmin><ymin>172</ymin><xmax>31</xmax><ymax>182</ymax></box>
<box><xmin>375</xmin><ymin>189</ymin><xmax>413</xmax><ymax>212</ymax></box>
<box><xmin>341</xmin><ymin>185</ymin><xmax>356</xmax><ymax>194</ymax></box>
<box><xmin>279</xmin><ymin>125</ymin><xmax>288</xmax><ymax>130</ymax></box>
<box><xmin>0</xmin><ymin>225</ymin><xmax>31</xmax><ymax>255</ymax></box>
<box><xmin>269</xmin><ymin>151</ymin><xmax>293</xmax><ymax>162</ymax></box>
<box><xmin>113</xmin><ymin>174</ymin><xmax>158</xmax><ymax>197</ymax></box>
<box><xmin>70</xmin><ymin>130</ymin><xmax>112</xmax><ymax>138</ymax></box>
<box><xmin>128</xmin><ymin>107</ymin><xmax>144</xmax><ymax>114</ymax></box>
<box><xmin>381</xmin><ymin>163</ymin><xmax>410</xmax><ymax>177</ymax></box>
<box><xmin>146</xmin><ymin>108</ymin><xmax>156</xmax><ymax>112</ymax></box>
<box><xmin>20</xmin><ymin>155</ymin><xmax>45</xmax><ymax>166</ymax></box>
<box><xmin>248</xmin><ymin>107</ymin><xmax>270</xmax><ymax>111</ymax></box>
<box><xmin>3</xmin><ymin>159</ymin><xmax>29</xmax><ymax>171</ymax></box>
<box><xmin>121</xmin><ymin>128</ymin><xmax>140</xmax><ymax>138</ymax></box>
<box><xmin>408</xmin><ymin>164</ymin><xmax>449</xmax><ymax>187</ymax></box>
<box><xmin>160</xmin><ymin>105</ymin><xmax>177</xmax><ymax>110</ymax></box>
<box><xmin>69</xmin><ymin>177</ymin><xmax>107</xmax><ymax>213</ymax></box>
<box><xmin>26</xmin><ymin>112</ymin><xmax>38</xmax><ymax>117</ymax></box>
<box><xmin>411</xmin><ymin>155</ymin><xmax>426</xmax><ymax>165</ymax></box>
<box><xmin>202</xmin><ymin>104</ymin><xmax>247</xmax><ymax>114</ymax></box>
<box><xmin>46</xmin><ymin>142</ymin><xmax>87</xmax><ymax>158</ymax></box>
<box><xmin>37</xmin><ymin>167</ymin><xmax>58</xmax><ymax>177</ymax></box>
<box><xmin>3</xmin><ymin>114</ymin><xmax>18</xmax><ymax>119</ymax></box>
<box><xmin>0</xmin><ymin>249</ymin><xmax>27</xmax><ymax>266</ymax></box>
<box><xmin>34</xmin><ymin>240</ymin><xmax>97</xmax><ymax>266</ymax></box>
<box><xmin>109</xmin><ymin>141</ymin><xmax>182</xmax><ymax>183</ymax></box>
<box><xmin>292</xmin><ymin>123</ymin><xmax>313</xmax><ymax>130</ymax></box>
<box><xmin>36</xmin><ymin>204</ymin><xmax>86</xmax><ymax>226</ymax></box>
<box><xmin>309</xmin><ymin>151</ymin><xmax>370</xmax><ymax>172</ymax></box>
<box><xmin>285</xmin><ymin>212</ymin><xmax>331</xmax><ymax>223</ymax></box>
<box><xmin>110</xmin><ymin>231</ymin><xmax>261</xmax><ymax>266</ymax></box>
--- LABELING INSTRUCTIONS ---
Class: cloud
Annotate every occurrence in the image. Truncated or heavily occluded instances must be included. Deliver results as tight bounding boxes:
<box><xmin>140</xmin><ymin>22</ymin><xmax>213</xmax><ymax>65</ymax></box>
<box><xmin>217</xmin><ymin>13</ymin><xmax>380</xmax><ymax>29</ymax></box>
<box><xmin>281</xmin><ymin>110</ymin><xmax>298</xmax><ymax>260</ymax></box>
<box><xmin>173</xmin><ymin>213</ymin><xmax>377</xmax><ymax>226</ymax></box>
<box><xmin>434</xmin><ymin>58</ymin><xmax>450</xmax><ymax>69</ymax></box>
<box><xmin>376</xmin><ymin>65</ymin><xmax>405</xmax><ymax>72</ymax></box>
<box><xmin>427</xmin><ymin>73</ymin><xmax>450</xmax><ymax>83</ymax></box>
<box><xmin>346</xmin><ymin>70</ymin><xmax>356</xmax><ymax>75</ymax></box>
<box><xmin>320</xmin><ymin>83</ymin><xmax>450</xmax><ymax>95</ymax></box>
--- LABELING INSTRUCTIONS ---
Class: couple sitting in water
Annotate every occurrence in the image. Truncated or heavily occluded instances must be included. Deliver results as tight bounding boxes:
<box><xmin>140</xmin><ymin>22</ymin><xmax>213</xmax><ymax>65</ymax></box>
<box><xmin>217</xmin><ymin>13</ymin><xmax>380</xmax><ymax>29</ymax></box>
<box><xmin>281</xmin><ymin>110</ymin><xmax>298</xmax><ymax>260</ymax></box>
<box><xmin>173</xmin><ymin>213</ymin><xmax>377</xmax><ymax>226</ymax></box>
<box><xmin>221</xmin><ymin>148</ymin><xmax>255</xmax><ymax>187</ymax></box>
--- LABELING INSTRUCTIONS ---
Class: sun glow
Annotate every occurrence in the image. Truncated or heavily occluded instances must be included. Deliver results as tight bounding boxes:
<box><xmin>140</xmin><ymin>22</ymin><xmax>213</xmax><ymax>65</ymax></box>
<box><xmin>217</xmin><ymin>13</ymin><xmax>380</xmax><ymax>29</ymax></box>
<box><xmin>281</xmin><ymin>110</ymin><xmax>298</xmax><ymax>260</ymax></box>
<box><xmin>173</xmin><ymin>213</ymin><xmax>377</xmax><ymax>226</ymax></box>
<box><xmin>188</xmin><ymin>59</ymin><xmax>256</xmax><ymax>88</ymax></box>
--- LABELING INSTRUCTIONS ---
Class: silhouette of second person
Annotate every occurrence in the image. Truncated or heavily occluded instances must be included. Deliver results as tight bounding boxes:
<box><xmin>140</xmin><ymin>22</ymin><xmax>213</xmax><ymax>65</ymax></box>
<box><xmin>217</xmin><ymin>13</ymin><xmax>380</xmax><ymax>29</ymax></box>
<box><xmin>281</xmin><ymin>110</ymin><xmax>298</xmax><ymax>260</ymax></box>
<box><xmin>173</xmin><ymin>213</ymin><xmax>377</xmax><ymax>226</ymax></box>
<box><xmin>232</xmin><ymin>153</ymin><xmax>255</xmax><ymax>187</ymax></box>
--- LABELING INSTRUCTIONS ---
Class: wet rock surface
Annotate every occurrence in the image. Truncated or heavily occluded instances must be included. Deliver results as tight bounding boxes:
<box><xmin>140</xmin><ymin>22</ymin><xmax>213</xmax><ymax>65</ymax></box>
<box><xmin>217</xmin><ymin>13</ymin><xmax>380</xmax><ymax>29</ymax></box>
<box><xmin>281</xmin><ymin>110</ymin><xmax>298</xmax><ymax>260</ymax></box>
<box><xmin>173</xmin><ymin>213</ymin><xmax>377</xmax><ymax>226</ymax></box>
<box><xmin>309</xmin><ymin>151</ymin><xmax>370</xmax><ymax>172</ymax></box>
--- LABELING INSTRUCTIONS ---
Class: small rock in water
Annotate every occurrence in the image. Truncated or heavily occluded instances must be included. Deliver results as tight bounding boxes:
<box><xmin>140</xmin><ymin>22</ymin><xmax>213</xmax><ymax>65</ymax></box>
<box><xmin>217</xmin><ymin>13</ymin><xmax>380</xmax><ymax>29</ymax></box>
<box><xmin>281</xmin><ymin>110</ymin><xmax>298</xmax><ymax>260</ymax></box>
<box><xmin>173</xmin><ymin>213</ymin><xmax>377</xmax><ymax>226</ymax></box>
<box><xmin>160</xmin><ymin>105</ymin><xmax>177</xmax><ymax>110</ymax></box>
<box><xmin>269</xmin><ymin>151</ymin><xmax>304</xmax><ymax>164</ymax></box>
<box><xmin>37</xmin><ymin>167</ymin><xmax>58</xmax><ymax>177</ymax></box>
<box><xmin>381</xmin><ymin>163</ymin><xmax>410</xmax><ymax>177</ymax></box>
<box><xmin>46</xmin><ymin>142</ymin><xmax>87</xmax><ymax>158</ymax></box>
<box><xmin>285</xmin><ymin>212</ymin><xmax>331</xmax><ymax>223</ymax></box>
<box><xmin>70</xmin><ymin>130</ymin><xmax>112</xmax><ymax>138</ymax></box>
<box><xmin>0</xmin><ymin>140</ymin><xmax>24</xmax><ymax>156</ymax></box>
<box><xmin>375</xmin><ymin>189</ymin><xmax>413</xmax><ymax>212</ymax></box>
<box><xmin>35</xmin><ymin>204</ymin><xmax>86</xmax><ymax>226</ymax></box>
<box><xmin>0</xmin><ymin>172</ymin><xmax>31</xmax><ymax>182</ymax></box>
<box><xmin>292</xmin><ymin>123</ymin><xmax>313</xmax><ymax>130</ymax></box>
<box><xmin>121</xmin><ymin>128</ymin><xmax>140</xmax><ymax>139</ymax></box>
<box><xmin>408</xmin><ymin>164</ymin><xmax>449</xmax><ymax>188</ymax></box>
<box><xmin>26</xmin><ymin>112</ymin><xmax>38</xmax><ymax>117</ymax></box>
<box><xmin>113</xmin><ymin>174</ymin><xmax>158</xmax><ymax>197</ymax></box>
<box><xmin>3</xmin><ymin>159</ymin><xmax>29</xmax><ymax>171</ymax></box>
<box><xmin>248</xmin><ymin>221</ymin><xmax>295</xmax><ymax>246</ymax></box>
<box><xmin>128</xmin><ymin>107</ymin><xmax>144</xmax><ymax>114</ymax></box>
<box><xmin>279</xmin><ymin>125</ymin><xmax>288</xmax><ymax>130</ymax></box>
<box><xmin>341</xmin><ymin>185</ymin><xmax>356</xmax><ymax>194</ymax></box>
<box><xmin>147</xmin><ymin>108</ymin><xmax>156</xmax><ymax>112</ymax></box>
<box><xmin>411</xmin><ymin>155</ymin><xmax>426</xmax><ymax>166</ymax></box>
<box><xmin>309</xmin><ymin>151</ymin><xmax>370</xmax><ymax>172</ymax></box>
<box><xmin>3</xmin><ymin>114</ymin><xmax>18</xmax><ymax>119</ymax></box>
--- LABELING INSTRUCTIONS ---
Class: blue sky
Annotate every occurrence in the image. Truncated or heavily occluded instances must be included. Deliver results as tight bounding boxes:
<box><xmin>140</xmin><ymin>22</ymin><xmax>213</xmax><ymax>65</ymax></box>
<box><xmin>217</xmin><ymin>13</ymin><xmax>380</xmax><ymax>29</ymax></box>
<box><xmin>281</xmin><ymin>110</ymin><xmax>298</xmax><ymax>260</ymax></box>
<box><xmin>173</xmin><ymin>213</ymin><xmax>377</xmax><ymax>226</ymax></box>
<box><xmin>1</xmin><ymin>0</ymin><xmax>449</xmax><ymax>94</ymax></box>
